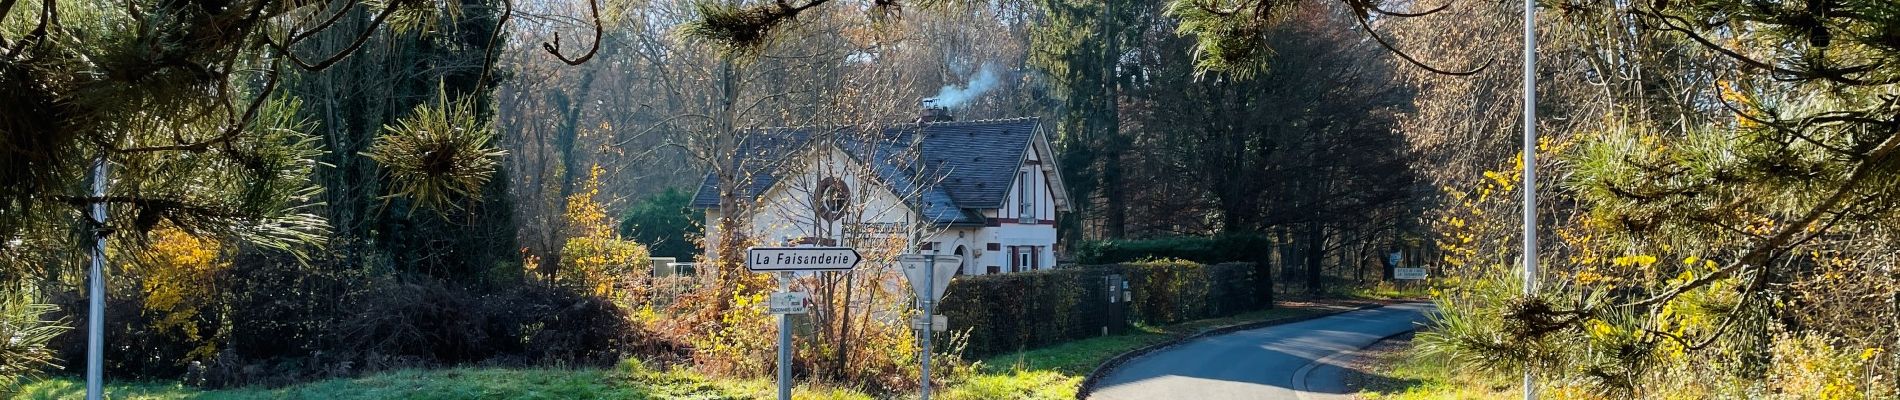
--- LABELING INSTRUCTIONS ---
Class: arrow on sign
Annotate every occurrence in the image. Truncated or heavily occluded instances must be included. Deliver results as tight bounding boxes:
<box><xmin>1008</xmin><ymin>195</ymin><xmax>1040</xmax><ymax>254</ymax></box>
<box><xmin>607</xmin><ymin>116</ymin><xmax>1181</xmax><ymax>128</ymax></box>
<box><xmin>746</xmin><ymin>247</ymin><xmax>862</xmax><ymax>272</ymax></box>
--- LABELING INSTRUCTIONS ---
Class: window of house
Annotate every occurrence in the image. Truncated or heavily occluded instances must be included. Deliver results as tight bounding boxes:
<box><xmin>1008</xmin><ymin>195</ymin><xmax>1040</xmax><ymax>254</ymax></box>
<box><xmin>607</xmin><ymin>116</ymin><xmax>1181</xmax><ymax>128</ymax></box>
<box><xmin>1019</xmin><ymin>247</ymin><xmax>1034</xmax><ymax>271</ymax></box>
<box><xmin>1018</xmin><ymin>171</ymin><xmax>1031</xmax><ymax>219</ymax></box>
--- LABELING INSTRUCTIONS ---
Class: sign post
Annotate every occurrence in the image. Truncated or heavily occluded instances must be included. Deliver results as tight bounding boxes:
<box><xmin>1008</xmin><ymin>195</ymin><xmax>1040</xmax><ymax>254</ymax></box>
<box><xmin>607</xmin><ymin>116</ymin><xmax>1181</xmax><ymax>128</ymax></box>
<box><xmin>747</xmin><ymin>247</ymin><xmax>861</xmax><ymax>400</ymax></box>
<box><xmin>900</xmin><ymin>253</ymin><xmax>960</xmax><ymax>400</ymax></box>
<box><xmin>776</xmin><ymin>272</ymin><xmax>793</xmax><ymax>400</ymax></box>
<box><xmin>86</xmin><ymin>158</ymin><xmax>106</xmax><ymax>400</ymax></box>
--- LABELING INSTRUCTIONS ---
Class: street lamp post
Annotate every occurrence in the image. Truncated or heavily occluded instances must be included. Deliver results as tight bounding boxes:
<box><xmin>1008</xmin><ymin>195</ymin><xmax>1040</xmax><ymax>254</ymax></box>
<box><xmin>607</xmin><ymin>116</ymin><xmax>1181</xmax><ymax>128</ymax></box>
<box><xmin>1519</xmin><ymin>0</ymin><xmax>1540</xmax><ymax>397</ymax></box>
<box><xmin>86</xmin><ymin>157</ymin><xmax>108</xmax><ymax>400</ymax></box>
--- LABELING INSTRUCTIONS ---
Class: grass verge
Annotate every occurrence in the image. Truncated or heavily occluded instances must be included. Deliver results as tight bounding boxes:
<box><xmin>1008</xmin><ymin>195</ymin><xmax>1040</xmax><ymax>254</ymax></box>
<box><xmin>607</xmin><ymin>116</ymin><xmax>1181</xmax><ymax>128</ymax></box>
<box><xmin>10</xmin><ymin>301</ymin><xmax>1369</xmax><ymax>400</ymax></box>
<box><xmin>8</xmin><ymin>360</ymin><xmax>872</xmax><ymax>400</ymax></box>
<box><xmin>944</xmin><ymin>301</ymin><xmax>1370</xmax><ymax>400</ymax></box>
<box><xmin>1346</xmin><ymin>332</ymin><xmax>1514</xmax><ymax>400</ymax></box>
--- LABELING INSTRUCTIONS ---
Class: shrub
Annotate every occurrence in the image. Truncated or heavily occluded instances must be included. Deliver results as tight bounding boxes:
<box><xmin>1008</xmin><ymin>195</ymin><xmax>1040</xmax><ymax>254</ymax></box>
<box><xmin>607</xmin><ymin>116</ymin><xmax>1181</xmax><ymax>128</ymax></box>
<box><xmin>556</xmin><ymin>165</ymin><xmax>650</xmax><ymax>299</ymax></box>
<box><xmin>1</xmin><ymin>295</ymin><xmax>69</xmax><ymax>394</ymax></box>
<box><xmin>559</xmin><ymin>236</ymin><xmax>649</xmax><ymax>298</ymax></box>
<box><xmin>201</xmin><ymin>269</ymin><xmax>662</xmax><ymax>388</ymax></box>
<box><xmin>31</xmin><ymin>242</ymin><xmax>675</xmax><ymax>389</ymax></box>
<box><xmin>940</xmin><ymin>261</ymin><xmax>1268</xmax><ymax>357</ymax></box>
<box><xmin>1072</xmin><ymin>236</ymin><xmax>1276</xmax><ymax>306</ymax></box>
<box><xmin>126</xmin><ymin>227</ymin><xmax>230</xmax><ymax>363</ymax></box>
<box><xmin>1122</xmin><ymin>260</ymin><xmax>1263</xmax><ymax>324</ymax></box>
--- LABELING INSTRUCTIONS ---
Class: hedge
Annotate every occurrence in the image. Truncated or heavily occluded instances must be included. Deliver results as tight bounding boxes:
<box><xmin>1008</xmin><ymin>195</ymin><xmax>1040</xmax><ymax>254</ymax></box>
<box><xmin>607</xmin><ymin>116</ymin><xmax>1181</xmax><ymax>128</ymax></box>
<box><xmin>937</xmin><ymin>261</ymin><xmax>1268</xmax><ymax>357</ymax></box>
<box><xmin>1069</xmin><ymin>234</ymin><xmax>1275</xmax><ymax>266</ymax></box>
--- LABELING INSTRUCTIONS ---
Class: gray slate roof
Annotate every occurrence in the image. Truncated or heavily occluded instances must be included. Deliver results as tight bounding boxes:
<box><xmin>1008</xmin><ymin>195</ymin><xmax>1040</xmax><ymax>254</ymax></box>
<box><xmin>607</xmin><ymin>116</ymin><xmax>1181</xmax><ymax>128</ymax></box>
<box><xmin>690</xmin><ymin>118</ymin><xmax>1041</xmax><ymax>226</ymax></box>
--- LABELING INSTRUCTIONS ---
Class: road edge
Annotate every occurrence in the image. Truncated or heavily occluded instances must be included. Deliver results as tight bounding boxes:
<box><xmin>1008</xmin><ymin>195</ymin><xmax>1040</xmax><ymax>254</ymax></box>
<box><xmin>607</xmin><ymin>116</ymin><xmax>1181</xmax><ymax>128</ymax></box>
<box><xmin>1074</xmin><ymin>300</ymin><xmax>1395</xmax><ymax>400</ymax></box>
<box><xmin>1289</xmin><ymin>326</ymin><xmax>1419</xmax><ymax>400</ymax></box>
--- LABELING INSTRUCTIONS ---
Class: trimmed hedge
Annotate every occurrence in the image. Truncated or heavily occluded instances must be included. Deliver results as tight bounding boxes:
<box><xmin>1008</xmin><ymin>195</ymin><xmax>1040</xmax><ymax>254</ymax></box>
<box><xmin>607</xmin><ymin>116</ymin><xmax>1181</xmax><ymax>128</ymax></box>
<box><xmin>1069</xmin><ymin>234</ymin><xmax>1272</xmax><ymax>265</ymax></box>
<box><xmin>1122</xmin><ymin>260</ymin><xmax>1265</xmax><ymax>325</ymax></box>
<box><xmin>938</xmin><ymin>261</ymin><xmax>1268</xmax><ymax>357</ymax></box>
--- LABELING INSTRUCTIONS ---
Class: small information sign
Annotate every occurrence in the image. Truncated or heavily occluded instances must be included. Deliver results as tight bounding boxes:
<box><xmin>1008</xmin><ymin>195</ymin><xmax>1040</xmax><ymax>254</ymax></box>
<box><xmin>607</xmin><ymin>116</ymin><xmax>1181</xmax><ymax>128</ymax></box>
<box><xmin>1395</xmin><ymin>268</ymin><xmax>1428</xmax><ymax>280</ymax></box>
<box><xmin>909</xmin><ymin>314</ymin><xmax>948</xmax><ymax>332</ymax></box>
<box><xmin>768</xmin><ymin>291</ymin><xmax>809</xmax><ymax>314</ymax></box>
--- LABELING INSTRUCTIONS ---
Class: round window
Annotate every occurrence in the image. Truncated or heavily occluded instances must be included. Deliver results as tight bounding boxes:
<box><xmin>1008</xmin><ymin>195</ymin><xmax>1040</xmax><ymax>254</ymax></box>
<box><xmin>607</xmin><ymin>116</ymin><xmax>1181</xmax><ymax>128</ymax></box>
<box><xmin>814</xmin><ymin>177</ymin><xmax>851</xmax><ymax>221</ymax></box>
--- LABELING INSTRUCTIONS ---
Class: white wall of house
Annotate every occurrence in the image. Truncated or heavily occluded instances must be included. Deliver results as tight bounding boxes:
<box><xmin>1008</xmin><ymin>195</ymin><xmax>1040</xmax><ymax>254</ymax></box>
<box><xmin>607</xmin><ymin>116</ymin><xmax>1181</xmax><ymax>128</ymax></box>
<box><xmin>703</xmin><ymin>146</ymin><xmax>923</xmax><ymax>253</ymax></box>
<box><xmin>701</xmin><ymin>133</ymin><xmax>1063</xmax><ymax>279</ymax></box>
<box><xmin>985</xmin><ymin>133</ymin><xmax>1060</xmax><ymax>273</ymax></box>
<box><xmin>756</xmin><ymin>146</ymin><xmax>919</xmax><ymax>245</ymax></box>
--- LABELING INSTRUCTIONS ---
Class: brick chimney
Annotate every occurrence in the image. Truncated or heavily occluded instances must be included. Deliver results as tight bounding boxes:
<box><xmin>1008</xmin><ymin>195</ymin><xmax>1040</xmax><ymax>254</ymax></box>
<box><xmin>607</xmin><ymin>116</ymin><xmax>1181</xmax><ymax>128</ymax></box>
<box><xmin>918</xmin><ymin>98</ymin><xmax>952</xmax><ymax>123</ymax></box>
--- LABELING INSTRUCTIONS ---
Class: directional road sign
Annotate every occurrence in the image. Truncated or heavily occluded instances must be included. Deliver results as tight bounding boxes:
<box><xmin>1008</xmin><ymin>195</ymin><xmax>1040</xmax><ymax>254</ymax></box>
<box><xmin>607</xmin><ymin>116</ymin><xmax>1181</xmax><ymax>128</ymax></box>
<box><xmin>1394</xmin><ymin>267</ymin><xmax>1428</xmax><ymax>280</ymax></box>
<box><xmin>900</xmin><ymin>254</ymin><xmax>961</xmax><ymax>302</ymax></box>
<box><xmin>746</xmin><ymin>247</ymin><xmax>862</xmax><ymax>272</ymax></box>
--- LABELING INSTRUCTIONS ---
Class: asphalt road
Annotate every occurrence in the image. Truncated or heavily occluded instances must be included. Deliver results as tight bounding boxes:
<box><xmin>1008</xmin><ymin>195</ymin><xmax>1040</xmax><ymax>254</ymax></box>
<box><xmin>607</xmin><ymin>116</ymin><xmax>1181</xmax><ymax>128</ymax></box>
<box><xmin>1087</xmin><ymin>302</ymin><xmax>1435</xmax><ymax>400</ymax></box>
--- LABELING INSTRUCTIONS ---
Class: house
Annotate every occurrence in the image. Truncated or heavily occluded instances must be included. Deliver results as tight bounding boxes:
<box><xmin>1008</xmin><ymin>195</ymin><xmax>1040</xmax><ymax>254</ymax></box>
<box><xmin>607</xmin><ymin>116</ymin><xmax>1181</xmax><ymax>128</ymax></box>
<box><xmin>689</xmin><ymin>107</ymin><xmax>1070</xmax><ymax>275</ymax></box>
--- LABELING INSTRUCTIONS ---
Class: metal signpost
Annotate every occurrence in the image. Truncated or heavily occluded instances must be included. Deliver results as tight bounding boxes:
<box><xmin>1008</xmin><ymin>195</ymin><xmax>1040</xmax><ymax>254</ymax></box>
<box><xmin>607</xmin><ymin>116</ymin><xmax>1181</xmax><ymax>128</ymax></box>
<box><xmin>746</xmin><ymin>247</ymin><xmax>861</xmax><ymax>400</ymax></box>
<box><xmin>899</xmin><ymin>253</ymin><xmax>960</xmax><ymax>400</ymax></box>
<box><xmin>87</xmin><ymin>158</ymin><xmax>106</xmax><ymax>400</ymax></box>
<box><xmin>1520</xmin><ymin>0</ymin><xmax>1541</xmax><ymax>396</ymax></box>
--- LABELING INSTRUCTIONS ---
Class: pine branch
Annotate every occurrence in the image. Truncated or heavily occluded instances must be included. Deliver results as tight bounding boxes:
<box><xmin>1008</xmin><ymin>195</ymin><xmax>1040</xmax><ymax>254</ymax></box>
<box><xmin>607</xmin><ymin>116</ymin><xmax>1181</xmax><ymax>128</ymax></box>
<box><xmin>1621</xmin><ymin>129</ymin><xmax>1900</xmax><ymax>310</ymax></box>
<box><xmin>116</xmin><ymin>60</ymin><xmax>285</xmax><ymax>154</ymax></box>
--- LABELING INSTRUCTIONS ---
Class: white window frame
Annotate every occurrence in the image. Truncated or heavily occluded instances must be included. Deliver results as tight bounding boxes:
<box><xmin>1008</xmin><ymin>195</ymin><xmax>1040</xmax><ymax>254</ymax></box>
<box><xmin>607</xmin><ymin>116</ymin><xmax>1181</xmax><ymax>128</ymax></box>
<box><xmin>1018</xmin><ymin>170</ymin><xmax>1034</xmax><ymax>222</ymax></box>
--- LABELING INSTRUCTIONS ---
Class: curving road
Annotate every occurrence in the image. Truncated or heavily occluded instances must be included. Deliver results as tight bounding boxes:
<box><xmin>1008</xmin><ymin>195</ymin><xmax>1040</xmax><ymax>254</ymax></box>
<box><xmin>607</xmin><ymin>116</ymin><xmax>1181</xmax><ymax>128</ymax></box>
<box><xmin>1087</xmin><ymin>302</ymin><xmax>1434</xmax><ymax>400</ymax></box>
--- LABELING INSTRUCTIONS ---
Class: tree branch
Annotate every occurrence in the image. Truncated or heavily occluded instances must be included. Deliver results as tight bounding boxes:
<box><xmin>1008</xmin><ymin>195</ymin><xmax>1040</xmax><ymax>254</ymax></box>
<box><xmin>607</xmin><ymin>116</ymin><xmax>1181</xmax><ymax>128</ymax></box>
<box><xmin>3</xmin><ymin>0</ymin><xmax>54</xmax><ymax>58</ymax></box>
<box><xmin>1621</xmin><ymin>129</ymin><xmax>1900</xmax><ymax>309</ymax></box>
<box><xmin>1353</xmin><ymin>12</ymin><xmax>1489</xmax><ymax>76</ymax></box>
<box><xmin>477</xmin><ymin>0</ymin><xmax>513</xmax><ymax>90</ymax></box>
<box><xmin>1352</xmin><ymin>0</ymin><xmax>1452</xmax><ymax>18</ymax></box>
<box><xmin>1648</xmin><ymin>12</ymin><xmax>1897</xmax><ymax>86</ymax></box>
<box><xmin>288</xmin><ymin>0</ymin><xmax>363</xmax><ymax>44</ymax></box>
<box><xmin>543</xmin><ymin>0</ymin><xmax>603</xmax><ymax>65</ymax></box>
<box><xmin>267</xmin><ymin>0</ymin><xmax>402</xmax><ymax>72</ymax></box>
<box><xmin>117</xmin><ymin>60</ymin><xmax>284</xmax><ymax>154</ymax></box>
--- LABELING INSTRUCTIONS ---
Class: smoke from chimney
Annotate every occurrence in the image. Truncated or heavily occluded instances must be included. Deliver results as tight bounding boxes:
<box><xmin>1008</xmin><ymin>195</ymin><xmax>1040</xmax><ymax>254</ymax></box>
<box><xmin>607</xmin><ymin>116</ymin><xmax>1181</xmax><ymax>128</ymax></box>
<box><xmin>928</xmin><ymin>64</ymin><xmax>999</xmax><ymax>109</ymax></box>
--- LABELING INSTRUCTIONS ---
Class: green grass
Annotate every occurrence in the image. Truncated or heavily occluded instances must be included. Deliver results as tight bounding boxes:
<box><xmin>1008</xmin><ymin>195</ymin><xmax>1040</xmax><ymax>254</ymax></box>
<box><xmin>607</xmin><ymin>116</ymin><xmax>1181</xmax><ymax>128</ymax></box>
<box><xmin>11</xmin><ymin>361</ymin><xmax>767</xmax><ymax>400</ymax></box>
<box><xmin>1355</xmin><ymin>338</ymin><xmax>1514</xmax><ymax>400</ymax></box>
<box><xmin>1344</xmin><ymin>282</ymin><xmax>1434</xmax><ymax>301</ymax></box>
<box><xmin>9</xmin><ymin>302</ymin><xmax>1360</xmax><ymax>400</ymax></box>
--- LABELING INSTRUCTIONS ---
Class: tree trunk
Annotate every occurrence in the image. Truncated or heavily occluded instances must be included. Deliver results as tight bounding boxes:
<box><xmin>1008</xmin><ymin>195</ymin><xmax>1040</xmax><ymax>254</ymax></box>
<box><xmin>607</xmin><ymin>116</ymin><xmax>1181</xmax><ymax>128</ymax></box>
<box><xmin>1305</xmin><ymin>222</ymin><xmax>1324</xmax><ymax>293</ymax></box>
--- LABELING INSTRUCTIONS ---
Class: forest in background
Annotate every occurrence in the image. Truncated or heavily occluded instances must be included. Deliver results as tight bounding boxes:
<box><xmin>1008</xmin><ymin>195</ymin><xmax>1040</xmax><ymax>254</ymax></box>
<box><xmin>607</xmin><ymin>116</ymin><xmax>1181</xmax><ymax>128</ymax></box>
<box><xmin>6</xmin><ymin>0</ymin><xmax>1900</xmax><ymax>396</ymax></box>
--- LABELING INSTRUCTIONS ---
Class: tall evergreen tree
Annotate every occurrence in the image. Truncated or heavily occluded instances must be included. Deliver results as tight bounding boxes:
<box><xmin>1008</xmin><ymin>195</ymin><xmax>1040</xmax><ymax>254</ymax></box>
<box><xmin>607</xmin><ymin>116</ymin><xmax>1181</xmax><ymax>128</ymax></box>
<box><xmin>286</xmin><ymin>0</ymin><xmax>517</xmax><ymax>282</ymax></box>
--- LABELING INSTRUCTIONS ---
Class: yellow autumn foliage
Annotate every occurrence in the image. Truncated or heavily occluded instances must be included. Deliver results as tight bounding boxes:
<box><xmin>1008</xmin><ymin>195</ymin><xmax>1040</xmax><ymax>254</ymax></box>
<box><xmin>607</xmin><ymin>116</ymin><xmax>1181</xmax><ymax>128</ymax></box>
<box><xmin>557</xmin><ymin>165</ymin><xmax>650</xmax><ymax>299</ymax></box>
<box><xmin>1769</xmin><ymin>332</ymin><xmax>1874</xmax><ymax>400</ymax></box>
<box><xmin>127</xmin><ymin>226</ymin><xmax>229</xmax><ymax>361</ymax></box>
